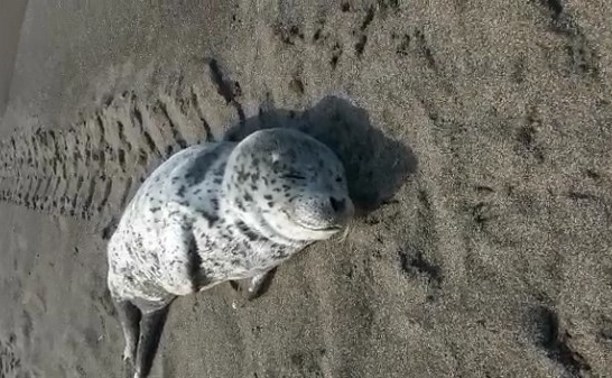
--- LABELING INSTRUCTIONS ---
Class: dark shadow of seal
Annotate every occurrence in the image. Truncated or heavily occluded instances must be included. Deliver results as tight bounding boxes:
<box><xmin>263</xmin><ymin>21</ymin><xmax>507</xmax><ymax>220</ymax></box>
<box><xmin>224</xmin><ymin>95</ymin><xmax>418</xmax><ymax>215</ymax></box>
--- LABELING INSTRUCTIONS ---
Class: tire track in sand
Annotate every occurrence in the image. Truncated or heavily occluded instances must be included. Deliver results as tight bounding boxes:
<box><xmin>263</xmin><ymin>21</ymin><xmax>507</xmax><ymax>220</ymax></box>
<box><xmin>0</xmin><ymin>63</ymin><xmax>244</xmax><ymax>234</ymax></box>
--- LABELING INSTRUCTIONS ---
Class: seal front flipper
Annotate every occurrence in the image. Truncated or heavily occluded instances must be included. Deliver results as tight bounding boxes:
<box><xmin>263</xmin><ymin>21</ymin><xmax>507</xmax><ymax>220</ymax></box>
<box><xmin>246</xmin><ymin>268</ymin><xmax>278</xmax><ymax>300</ymax></box>
<box><xmin>230</xmin><ymin>268</ymin><xmax>278</xmax><ymax>300</ymax></box>
<box><xmin>133</xmin><ymin>304</ymin><xmax>171</xmax><ymax>378</ymax></box>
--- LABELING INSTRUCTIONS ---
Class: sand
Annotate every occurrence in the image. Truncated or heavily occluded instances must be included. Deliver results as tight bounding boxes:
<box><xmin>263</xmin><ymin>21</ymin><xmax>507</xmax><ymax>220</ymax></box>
<box><xmin>0</xmin><ymin>0</ymin><xmax>27</xmax><ymax>119</ymax></box>
<box><xmin>0</xmin><ymin>0</ymin><xmax>611</xmax><ymax>377</ymax></box>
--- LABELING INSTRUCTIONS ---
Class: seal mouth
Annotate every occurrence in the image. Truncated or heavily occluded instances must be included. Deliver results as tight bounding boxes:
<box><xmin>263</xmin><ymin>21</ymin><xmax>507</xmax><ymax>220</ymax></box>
<box><xmin>284</xmin><ymin>211</ymin><xmax>344</xmax><ymax>232</ymax></box>
<box><xmin>304</xmin><ymin>225</ymin><xmax>342</xmax><ymax>232</ymax></box>
<box><xmin>293</xmin><ymin>219</ymin><xmax>344</xmax><ymax>232</ymax></box>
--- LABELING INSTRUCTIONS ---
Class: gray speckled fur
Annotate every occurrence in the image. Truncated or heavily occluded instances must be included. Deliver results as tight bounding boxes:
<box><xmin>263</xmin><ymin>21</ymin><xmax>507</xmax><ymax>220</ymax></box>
<box><xmin>106</xmin><ymin>128</ymin><xmax>353</xmax><ymax>378</ymax></box>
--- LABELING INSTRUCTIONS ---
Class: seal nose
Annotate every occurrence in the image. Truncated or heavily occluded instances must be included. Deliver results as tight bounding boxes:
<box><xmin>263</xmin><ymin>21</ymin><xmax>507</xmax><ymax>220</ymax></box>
<box><xmin>329</xmin><ymin>197</ymin><xmax>346</xmax><ymax>214</ymax></box>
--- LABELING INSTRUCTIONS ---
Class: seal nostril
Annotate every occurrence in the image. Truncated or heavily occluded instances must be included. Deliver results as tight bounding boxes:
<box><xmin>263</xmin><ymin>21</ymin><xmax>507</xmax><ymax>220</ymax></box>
<box><xmin>329</xmin><ymin>197</ymin><xmax>345</xmax><ymax>213</ymax></box>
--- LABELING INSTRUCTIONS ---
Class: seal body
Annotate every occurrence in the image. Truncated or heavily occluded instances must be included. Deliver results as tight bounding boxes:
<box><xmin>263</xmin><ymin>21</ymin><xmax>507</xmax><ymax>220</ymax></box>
<box><xmin>107</xmin><ymin>128</ymin><xmax>354</xmax><ymax>378</ymax></box>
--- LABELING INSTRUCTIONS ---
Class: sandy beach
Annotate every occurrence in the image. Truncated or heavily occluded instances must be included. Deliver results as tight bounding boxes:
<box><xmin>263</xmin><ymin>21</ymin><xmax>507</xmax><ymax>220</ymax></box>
<box><xmin>0</xmin><ymin>1</ymin><xmax>611</xmax><ymax>377</ymax></box>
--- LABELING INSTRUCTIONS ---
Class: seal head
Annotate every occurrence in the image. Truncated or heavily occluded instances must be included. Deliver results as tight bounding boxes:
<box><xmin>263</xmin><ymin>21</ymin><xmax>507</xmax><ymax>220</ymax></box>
<box><xmin>221</xmin><ymin>128</ymin><xmax>354</xmax><ymax>243</ymax></box>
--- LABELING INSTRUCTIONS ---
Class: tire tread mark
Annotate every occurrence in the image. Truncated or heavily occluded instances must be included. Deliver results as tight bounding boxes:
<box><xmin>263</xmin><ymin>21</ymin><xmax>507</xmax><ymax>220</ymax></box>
<box><xmin>119</xmin><ymin>177</ymin><xmax>133</xmax><ymax>210</ymax></box>
<box><xmin>190</xmin><ymin>89</ymin><xmax>214</xmax><ymax>142</ymax></box>
<box><xmin>82</xmin><ymin>176</ymin><xmax>97</xmax><ymax>217</ymax></box>
<box><xmin>98</xmin><ymin>178</ymin><xmax>113</xmax><ymax>212</ymax></box>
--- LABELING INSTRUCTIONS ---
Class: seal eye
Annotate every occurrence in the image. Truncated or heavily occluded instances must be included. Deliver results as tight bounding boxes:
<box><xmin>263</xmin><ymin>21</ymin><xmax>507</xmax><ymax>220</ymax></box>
<box><xmin>283</xmin><ymin>174</ymin><xmax>306</xmax><ymax>180</ymax></box>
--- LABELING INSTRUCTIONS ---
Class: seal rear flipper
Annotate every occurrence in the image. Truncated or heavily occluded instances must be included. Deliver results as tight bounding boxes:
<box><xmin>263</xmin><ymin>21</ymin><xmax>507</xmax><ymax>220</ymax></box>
<box><xmin>134</xmin><ymin>305</ymin><xmax>170</xmax><ymax>378</ymax></box>
<box><xmin>113</xmin><ymin>299</ymin><xmax>141</xmax><ymax>363</ymax></box>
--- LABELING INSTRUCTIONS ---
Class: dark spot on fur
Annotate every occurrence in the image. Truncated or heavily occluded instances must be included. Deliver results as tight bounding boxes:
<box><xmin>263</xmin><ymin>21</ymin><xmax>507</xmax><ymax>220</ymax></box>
<box><xmin>268</xmin><ymin>201</ymin><xmax>274</xmax><ymax>208</ymax></box>
<box><xmin>235</xmin><ymin>199</ymin><xmax>246</xmax><ymax>211</ymax></box>
<box><xmin>195</xmin><ymin>209</ymin><xmax>219</xmax><ymax>226</ymax></box>
<box><xmin>150</xmin><ymin>207</ymin><xmax>161</xmax><ymax>213</ymax></box>
<box><xmin>264</xmin><ymin>194</ymin><xmax>273</xmax><ymax>200</ymax></box>
<box><xmin>236</xmin><ymin>167</ymin><xmax>251</xmax><ymax>183</ymax></box>
<box><xmin>185</xmin><ymin>146</ymin><xmax>223</xmax><ymax>184</ymax></box>
<box><xmin>236</xmin><ymin>221</ymin><xmax>249</xmax><ymax>232</ymax></box>
<box><xmin>177</xmin><ymin>185</ymin><xmax>186</xmax><ymax>197</ymax></box>
<box><xmin>244</xmin><ymin>193</ymin><xmax>253</xmax><ymax>202</ymax></box>
<box><xmin>235</xmin><ymin>221</ymin><xmax>260</xmax><ymax>241</ymax></box>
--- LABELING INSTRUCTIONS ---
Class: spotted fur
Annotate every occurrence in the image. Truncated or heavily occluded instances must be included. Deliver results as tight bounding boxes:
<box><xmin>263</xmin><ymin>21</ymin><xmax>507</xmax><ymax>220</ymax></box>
<box><xmin>106</xmin><ymin>128</ymin><xmax>353</xmax><ymax>378</ymax></box>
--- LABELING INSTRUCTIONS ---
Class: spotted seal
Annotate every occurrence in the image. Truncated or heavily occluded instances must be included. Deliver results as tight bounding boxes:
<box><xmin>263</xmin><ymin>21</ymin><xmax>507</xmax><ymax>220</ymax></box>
<box><xmin>106</xmin><ymin>127</ymin><xmax>354</xmax><ymax>378</ymax></box>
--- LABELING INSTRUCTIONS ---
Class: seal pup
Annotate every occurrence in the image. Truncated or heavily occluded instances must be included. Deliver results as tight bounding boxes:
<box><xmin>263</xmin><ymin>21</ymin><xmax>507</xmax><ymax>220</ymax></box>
<box><xmin>106</xmin><ymin>128</ymin><xmax>354</xmax><ymax>378</ymax></box>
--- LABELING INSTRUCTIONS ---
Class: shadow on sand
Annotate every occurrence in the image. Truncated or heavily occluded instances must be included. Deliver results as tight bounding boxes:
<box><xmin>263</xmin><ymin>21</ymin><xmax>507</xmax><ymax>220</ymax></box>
<box><xmin>225</xmin><ymin>95</ymin><xmax>418</xmax><ymax>215</ymax></box>
<box><xmin>226</xmin><ymin>95</ymin><xmax>418</xmax><ymax>300</ymax></box>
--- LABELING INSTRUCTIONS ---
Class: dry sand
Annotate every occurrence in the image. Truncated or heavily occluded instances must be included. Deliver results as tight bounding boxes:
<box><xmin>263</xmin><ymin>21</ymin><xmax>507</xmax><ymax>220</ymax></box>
<box><xmin>0</xmin><ymin>1</ymin><xmax>611</xmax><ymax>377</ymax></box>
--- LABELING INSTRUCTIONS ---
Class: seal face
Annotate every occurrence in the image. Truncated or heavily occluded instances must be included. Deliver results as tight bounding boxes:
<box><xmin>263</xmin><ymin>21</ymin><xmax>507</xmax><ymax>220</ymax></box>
<box><xmin>106</xmin><ymin>128</ymin><xmax>353</xmax><ymax>378</ymax></box>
